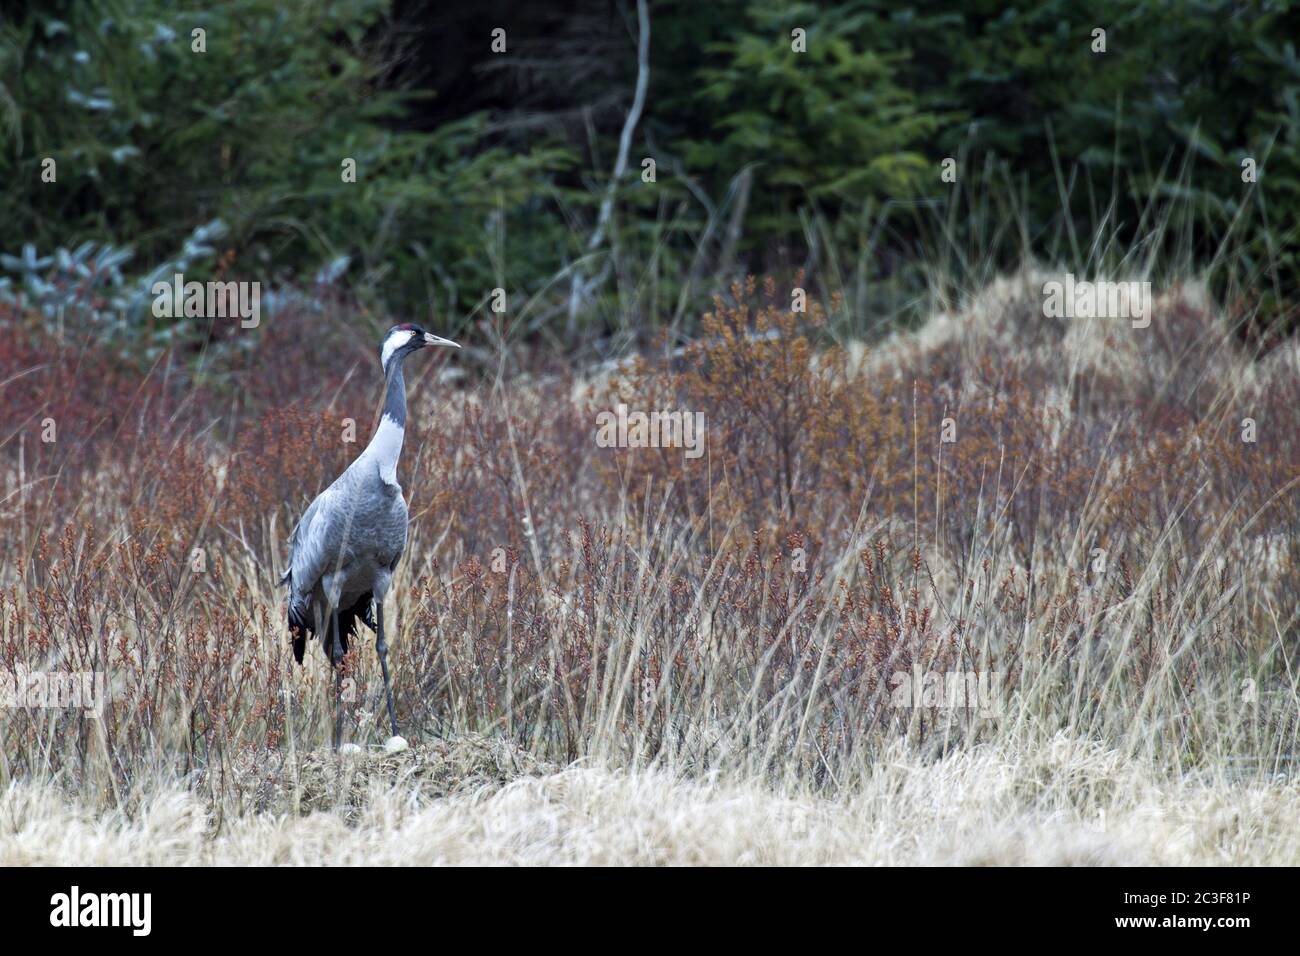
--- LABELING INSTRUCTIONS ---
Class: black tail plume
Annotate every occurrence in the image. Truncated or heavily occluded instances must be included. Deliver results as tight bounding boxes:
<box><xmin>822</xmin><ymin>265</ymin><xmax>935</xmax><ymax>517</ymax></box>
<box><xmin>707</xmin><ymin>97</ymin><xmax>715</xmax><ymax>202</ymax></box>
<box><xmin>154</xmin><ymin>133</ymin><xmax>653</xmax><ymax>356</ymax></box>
<box><xmin>287</xmin><ymin>591</ymin><xmax>374</xmax><ymax>665</ymax></box>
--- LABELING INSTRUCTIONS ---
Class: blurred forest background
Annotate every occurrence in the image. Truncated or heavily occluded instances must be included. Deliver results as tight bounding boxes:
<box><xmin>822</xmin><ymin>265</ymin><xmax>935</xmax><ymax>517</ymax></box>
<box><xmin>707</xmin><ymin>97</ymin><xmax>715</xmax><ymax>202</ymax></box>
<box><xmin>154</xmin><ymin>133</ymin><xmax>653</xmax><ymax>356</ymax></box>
<box><xmin>2</xmin><ymin>0</ymin><xmax>1299</xmax><ymax>361</ymax></box>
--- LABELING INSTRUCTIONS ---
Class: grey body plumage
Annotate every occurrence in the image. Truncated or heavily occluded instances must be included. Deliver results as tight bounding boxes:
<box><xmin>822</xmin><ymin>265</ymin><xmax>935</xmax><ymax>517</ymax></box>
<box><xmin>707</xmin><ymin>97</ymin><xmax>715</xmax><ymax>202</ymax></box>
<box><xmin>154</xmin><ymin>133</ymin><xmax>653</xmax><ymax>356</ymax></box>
<box><xmin>280</xmin><ymin>323</ymin><xmax>460</xmax><ymax>747</ymax></box>
<box><xmin>281</xmin><ymin>459</ymin><xmax>406</xmax><ymax>658</ymax></box>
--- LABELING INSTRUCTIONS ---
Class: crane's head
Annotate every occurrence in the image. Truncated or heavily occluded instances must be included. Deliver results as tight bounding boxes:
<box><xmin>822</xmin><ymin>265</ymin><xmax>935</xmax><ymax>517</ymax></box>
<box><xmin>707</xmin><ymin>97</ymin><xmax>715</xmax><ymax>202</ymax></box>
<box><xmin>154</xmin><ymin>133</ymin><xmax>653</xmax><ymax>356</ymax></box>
<box><xmin>380</xmin><ymin>323</ymin><xmax>460</xmax><ymax>375</ymax></box>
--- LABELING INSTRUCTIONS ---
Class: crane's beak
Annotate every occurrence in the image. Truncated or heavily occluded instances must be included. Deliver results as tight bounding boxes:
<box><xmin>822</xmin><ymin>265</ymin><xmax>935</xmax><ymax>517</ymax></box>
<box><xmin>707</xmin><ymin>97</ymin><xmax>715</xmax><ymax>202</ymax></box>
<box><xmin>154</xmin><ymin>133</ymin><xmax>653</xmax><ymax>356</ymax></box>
<box><xmin>423</xmin><ymin>332</ymin><xmax>460</xmax><ymax>349</ymax></box>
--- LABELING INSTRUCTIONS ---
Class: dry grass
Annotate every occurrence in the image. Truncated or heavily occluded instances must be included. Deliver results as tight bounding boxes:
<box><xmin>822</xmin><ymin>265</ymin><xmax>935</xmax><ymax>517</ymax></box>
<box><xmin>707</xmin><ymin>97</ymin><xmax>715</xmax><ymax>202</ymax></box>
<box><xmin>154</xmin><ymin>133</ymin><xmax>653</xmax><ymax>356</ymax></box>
<box><xmin>4</xmin><ymin>732</ymin><xmax>1298</xmax><ymax>865</ymax></box>
<box><xmin>1</xmin><ymin>271</ymin><xmax>1297</xmax><ymax>864</ymax></box>
<box><xmin>214</xmin><ymin>732</ymin><xmax>557</xmax><ymax>819</ymax></box>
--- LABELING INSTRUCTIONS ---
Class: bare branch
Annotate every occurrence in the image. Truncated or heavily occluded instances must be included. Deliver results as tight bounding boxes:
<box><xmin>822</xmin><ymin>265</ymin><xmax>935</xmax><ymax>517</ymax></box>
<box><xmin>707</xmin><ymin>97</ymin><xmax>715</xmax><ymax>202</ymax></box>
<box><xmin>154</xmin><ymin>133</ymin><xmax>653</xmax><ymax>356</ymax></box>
<box><xmin>567</xmin><ymin>0</ymin><xmax>651</xmax><ymax>332</ymax></box>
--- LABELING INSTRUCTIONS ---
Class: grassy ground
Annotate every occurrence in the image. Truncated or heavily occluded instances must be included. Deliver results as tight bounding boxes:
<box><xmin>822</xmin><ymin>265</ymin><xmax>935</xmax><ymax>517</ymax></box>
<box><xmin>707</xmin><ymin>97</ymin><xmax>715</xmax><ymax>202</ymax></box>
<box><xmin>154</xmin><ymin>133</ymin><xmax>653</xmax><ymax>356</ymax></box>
<box><xmin>1</xmin><ymin>270</ymin><xmax>1297</xmax><ymax>864</ymax></box>
<box><xmin>5</xmin><ymin>735</ymin><xmax>1299</xmax><ymax>865</ymax></box>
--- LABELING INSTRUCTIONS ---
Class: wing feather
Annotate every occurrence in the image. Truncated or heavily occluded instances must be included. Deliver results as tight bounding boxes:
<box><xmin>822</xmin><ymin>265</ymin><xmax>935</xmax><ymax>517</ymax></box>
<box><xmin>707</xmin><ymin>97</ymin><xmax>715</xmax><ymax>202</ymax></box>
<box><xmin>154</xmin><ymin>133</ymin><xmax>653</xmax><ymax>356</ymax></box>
<box><xmin>284</xmin><ymin>486</ymin><xmax>352</xmax><ymax>599</ymax></box>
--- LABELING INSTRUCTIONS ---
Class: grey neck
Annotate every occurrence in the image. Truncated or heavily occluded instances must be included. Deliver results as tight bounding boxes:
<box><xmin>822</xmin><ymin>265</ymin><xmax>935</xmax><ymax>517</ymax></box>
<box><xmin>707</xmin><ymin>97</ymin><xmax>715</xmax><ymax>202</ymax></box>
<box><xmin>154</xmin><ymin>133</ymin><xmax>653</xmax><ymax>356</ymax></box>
<box><xmin>361</xmin><ymin>354</ymin><xmax>409</xmax><ymax>486</ymax></box>
<box><xmin>382</xmin><ymin>354</ymin><xmax>407</xmax><ymax>428</ymax></box>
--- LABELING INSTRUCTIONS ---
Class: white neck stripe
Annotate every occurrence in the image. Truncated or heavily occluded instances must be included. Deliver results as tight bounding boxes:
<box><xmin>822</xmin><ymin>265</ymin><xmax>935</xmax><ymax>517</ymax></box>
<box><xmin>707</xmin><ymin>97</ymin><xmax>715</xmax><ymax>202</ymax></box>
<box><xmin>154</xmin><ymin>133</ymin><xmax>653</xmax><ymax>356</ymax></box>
<box><xmin>361</xmin><ymin>413</ymin><xmax>405</xmax><ymax>485</ymax></box>
<box><xmin>381</xmin><ymin>329</ymin><xmax>415</xmax><ymax>372</ymax></box>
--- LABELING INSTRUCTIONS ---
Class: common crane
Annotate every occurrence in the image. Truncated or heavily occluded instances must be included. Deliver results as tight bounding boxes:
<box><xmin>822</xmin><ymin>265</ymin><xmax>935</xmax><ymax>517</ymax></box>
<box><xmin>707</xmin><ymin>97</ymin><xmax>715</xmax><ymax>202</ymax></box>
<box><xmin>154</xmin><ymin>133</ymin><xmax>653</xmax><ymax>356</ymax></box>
<box><xmin>280</xmin><ymin>323</ymin><xmax>459</xmax><ymax>750</ymax></box>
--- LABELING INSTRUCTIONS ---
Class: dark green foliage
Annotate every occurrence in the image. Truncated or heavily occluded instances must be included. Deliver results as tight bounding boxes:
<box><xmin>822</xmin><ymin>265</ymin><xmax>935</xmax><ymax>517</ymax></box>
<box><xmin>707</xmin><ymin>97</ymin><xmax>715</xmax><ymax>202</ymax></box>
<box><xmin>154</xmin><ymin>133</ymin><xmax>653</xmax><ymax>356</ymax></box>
<box><xmin>0</xmin><ymin>0</ymin><xmax>571</xmax><ymax>325</ymax></box>
<box><xmin>670</xmin><ymin>1</ymin><xmax>942</xmax><ymax>236</ymax></box>
<box><xmin>3</xmin><ymin>0</ymin><xmax>1300</xmax><ymax>343</ymax></box>
<box><xmin>901</xmin><ymin>0</ymin><xmax>1300</xmax><ymax>334</ymax></box>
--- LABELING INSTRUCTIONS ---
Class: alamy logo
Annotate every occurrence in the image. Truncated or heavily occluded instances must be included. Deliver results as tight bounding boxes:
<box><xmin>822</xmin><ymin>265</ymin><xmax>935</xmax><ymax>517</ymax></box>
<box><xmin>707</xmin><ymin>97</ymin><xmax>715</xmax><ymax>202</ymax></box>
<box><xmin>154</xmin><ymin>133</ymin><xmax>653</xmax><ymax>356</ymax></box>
<box><xmin>595</xmin><ymin>403</ymin><xmax>706</xmax><ymax>459</ymax></box>
<box><xmin>889</xmin><ymin>668</ymin><xmax>1004</xmax><ymax>718</ymax></box>
<box><xmin>1041</xmin><ymin>273</ymin><xmax>1151</xmax><ymax>328</ymax></box>
<box><xmin>0</xmin><ymin>665</ymin><xmax>105</xmax><ymax>718</ymax></box>
<box><xmin>151</xmin><ymin>272</ymin><xmax>260</xmax><ymax>327</ymax></box>
<box><xmin>50</xmin><ymin>886</ymin><xmax>151</xmax><ymax>936</ymax></box>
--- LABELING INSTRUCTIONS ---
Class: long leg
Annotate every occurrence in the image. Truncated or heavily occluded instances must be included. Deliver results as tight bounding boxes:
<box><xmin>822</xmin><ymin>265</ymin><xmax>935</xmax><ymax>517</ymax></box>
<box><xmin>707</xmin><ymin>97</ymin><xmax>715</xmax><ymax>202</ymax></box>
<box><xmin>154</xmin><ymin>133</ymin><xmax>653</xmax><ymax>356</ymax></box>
<box><xmin>331</xmin><ymin>605</ymin><xmax>345</xmax><ymax>749</ymax></box>
<box><xmin>376</xmin><ymin>601</ymin><xmax>400</xmax><ymax>737</ymax></box>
